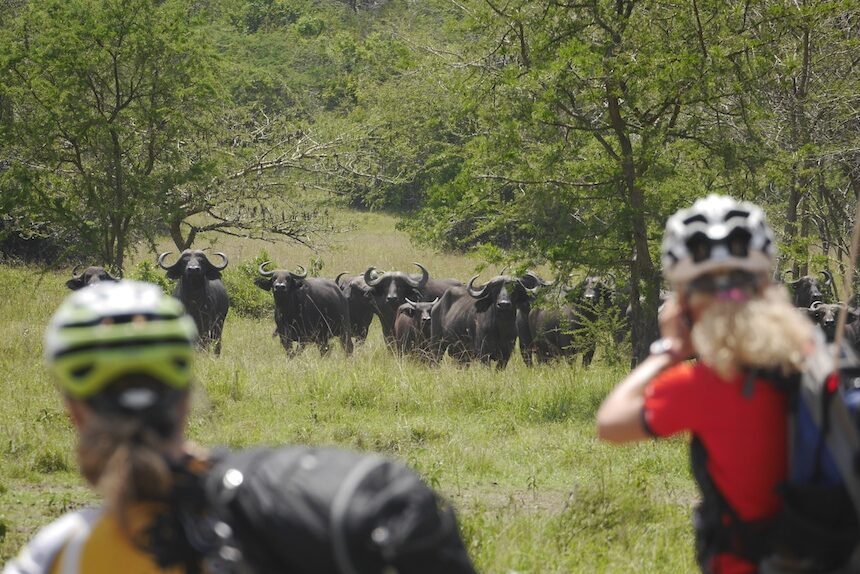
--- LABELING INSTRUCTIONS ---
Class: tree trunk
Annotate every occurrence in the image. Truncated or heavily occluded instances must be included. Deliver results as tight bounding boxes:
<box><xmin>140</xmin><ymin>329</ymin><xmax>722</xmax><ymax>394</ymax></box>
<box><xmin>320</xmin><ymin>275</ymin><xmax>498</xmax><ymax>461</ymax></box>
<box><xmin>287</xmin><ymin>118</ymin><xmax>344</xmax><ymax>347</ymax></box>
<box><xmin>606</xmin><ymin>89</ymin><xmax>660</xmax><ymax>365</ymax></box>
<box><xmin>169</xmin><ymin>219</ymin><xmax>196</xmax><ymax>251</ymax></box>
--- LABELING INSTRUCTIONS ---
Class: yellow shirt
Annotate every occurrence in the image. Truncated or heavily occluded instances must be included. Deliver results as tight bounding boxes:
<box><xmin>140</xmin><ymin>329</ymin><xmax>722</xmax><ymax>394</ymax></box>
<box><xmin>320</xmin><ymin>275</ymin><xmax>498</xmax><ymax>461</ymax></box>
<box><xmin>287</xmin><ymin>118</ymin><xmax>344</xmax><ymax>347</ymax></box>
<box><xmin>4</xmin><ymin>505</ymin><xmax>186</xmax><ymax>574</ymax></box>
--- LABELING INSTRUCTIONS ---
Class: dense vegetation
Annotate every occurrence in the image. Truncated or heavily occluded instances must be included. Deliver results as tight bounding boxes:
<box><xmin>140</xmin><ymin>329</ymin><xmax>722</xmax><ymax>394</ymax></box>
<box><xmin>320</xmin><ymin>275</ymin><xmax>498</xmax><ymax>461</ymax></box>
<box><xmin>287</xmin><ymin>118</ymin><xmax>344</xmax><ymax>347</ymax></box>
<box><xmin>2</xmin><ymin>0</ymin><xmax>858</xmax><ymax>359</ymax></box>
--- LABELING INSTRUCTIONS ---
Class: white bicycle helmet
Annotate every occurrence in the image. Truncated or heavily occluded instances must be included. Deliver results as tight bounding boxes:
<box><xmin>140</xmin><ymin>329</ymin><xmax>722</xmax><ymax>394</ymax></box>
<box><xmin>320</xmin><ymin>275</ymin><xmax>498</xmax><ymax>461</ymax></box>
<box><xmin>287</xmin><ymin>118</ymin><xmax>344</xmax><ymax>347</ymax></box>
<box><xmin>661</xmin><ymin>194</ymin><xmax>776</xmax><ymax>285</ymax></box>
<box><xmin>45</xmin><ymin>280</ymin><xmax>197</xmax><ymax>402</ymax></box>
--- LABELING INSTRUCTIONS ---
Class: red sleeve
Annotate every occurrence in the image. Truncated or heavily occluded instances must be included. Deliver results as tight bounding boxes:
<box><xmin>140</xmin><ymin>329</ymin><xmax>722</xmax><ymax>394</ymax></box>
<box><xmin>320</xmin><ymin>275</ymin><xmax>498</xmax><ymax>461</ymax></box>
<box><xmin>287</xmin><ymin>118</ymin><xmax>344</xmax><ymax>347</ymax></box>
<box><xmin>643</xmin><ymin>363</ymin><xmax>705</xmax><ymax>438</ymax></box>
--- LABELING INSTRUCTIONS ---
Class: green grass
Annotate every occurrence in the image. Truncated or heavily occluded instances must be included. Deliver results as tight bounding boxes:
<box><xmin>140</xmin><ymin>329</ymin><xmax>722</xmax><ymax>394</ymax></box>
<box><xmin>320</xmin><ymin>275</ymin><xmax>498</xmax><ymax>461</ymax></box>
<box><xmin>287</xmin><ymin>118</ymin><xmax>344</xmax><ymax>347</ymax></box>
<box><xmin>0</xmin><ymin>212</ymin><xmax>697</xmax><ymax>572</ymax></box>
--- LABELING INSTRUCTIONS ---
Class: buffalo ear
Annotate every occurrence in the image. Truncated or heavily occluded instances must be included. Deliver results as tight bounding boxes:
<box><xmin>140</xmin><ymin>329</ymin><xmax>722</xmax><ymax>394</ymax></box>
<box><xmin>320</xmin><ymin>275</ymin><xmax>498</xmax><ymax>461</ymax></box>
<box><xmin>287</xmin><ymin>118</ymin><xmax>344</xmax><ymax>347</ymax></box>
<box><xmin>204</xmin><ymin>261</ymin><xmax>223</xmax><ymax>280</ymax></box>
<box><xmin>400</xmin><ymin>307</ymin><xmax>415</xmax><ymax>318</ymax></box>
<box><xmin>66</xmin><ymin>278</ymin><xmax>84</xmax><ymax>290</ymax></box>
<box><xmin>165</xmin><ymin>266</ymin><xmax>183</xmax><ymax>281</ymax></box>
<box><xmin>474</xmin><ymin>297</ymin><xmax>493</xmax><ymax>313</ymax></box>
<box><xmin>254</xmin><ymin>277</ymin><xmax>273</xmax><ymax>291</ymax></box>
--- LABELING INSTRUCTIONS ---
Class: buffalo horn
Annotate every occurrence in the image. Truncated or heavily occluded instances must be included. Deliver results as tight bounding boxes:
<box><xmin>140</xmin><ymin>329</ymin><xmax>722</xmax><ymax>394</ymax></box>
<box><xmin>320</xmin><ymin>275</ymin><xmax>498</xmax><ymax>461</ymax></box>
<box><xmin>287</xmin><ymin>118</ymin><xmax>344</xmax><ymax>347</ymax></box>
<box><xmin>364</xmin><ymin>267</ymin><xmax>384</xmax><ymax>287</ymax></box>
<box><xmin>291</xmin><ymin>266</ymin><xmax>308</xmax><ymax>279</ymax></box>
<box><xmin>810</xmin><ymin>300</ymin><xmax>824</xmax><ymax>311</ymax></box>
<box><xmin>157</xmin><ymin>252</ymin><xmax>176</xmax><ymax>270</ymax></box>
<box><xmin>821</xmin><ymin>270</ymin><xmax>839</xmax><ymax>301</ymax></box>
<box><xmin>211</xmin><ymin>252</ymin><xmax>229</xmax><ymax>270</ymax></box>
<box><xmin>499</xmin><ymin>266</ymin><xmax>509</xmax><ymax>277</ymax></box>
<box><xmin>258</xmin><ymin>261</ymin><xmax>275</xmax><ymax>277</ymax></box>
<box><xmin>404</xmin><ymin>297</ymin><xmax>418</xmax><ymax>308</ymax></box>
<box><xmin>782</xmin><ymin>269</ymin><xmax>801</xmax><ymax>286</ymax></box>
<box><xmin>335</xmin><ymin>272</ymin><xmax>349</xmax><ymax>287</ymax></box>
<box><xmin>408</xmin><ymin>262</ymin><xmax>430</xmax><ymax>288</ymax></box>
<box><xmin>71</xmin><ymin>264</ymin><xmax>84</xmax><ymax>277</ymax></box>
<box><xmin>467</xmin><ymin>275</ymin><xmax>488</xmax><ymax>299</ymax></box>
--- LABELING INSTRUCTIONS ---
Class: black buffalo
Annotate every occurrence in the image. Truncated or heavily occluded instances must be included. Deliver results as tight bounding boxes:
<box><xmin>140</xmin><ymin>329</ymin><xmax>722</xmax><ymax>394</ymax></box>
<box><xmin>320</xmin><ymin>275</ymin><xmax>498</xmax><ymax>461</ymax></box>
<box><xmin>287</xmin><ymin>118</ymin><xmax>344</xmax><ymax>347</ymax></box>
<box><xmin>394</xmin><ymin>298</ymin><xmax>438</xmax><ymax>356</ymax></box>
<box><xmin>363</xmin><ymin>263</ymin><xmax>466</xmax><ymax>345</ymax></box>
<box><xmin>805</xmin><ymin>301</ymin><xmax>859</xmax><ymax>343</ymax></box>
<box><xmin>66</xmin><ymin>265</ymin><xmax>118</xmax><ymax>290</ymax></box>
<box><xmin>256</xmin><ymin>262</ymin><xmax>352</xmax><ymax>356</ymax></box>
<box><xmin>430</xmin><ymin>274</ymin><xmax>534</xmax><ymax>368</ymax></box>
<box><xmin>158</xmin><ymin>250</ymin><xmax>230</xmax><ymax>356</ymax></box>
<box><xmin>784</xmin><ymin>271</ymin><xmax>835</xmax><ymax>308</ymax></box>
<box><xmin>362</xmin><ymin>263</ymin><xmax>429</xmax><ymax>343</ymax></box>
<box><xmin>335</xmin><ymin>272</ymin><xmax>378</xmax><ymax>343</ymax></box>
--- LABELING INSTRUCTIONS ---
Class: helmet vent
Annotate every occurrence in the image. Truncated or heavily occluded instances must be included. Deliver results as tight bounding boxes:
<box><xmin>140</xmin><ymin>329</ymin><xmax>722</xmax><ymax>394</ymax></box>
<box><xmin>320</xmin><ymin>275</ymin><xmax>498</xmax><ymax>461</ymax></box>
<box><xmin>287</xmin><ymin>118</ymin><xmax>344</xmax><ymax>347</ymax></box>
<box><xmin>725</xmin><ymin>209</ymin><xmax>749</xmax><ymax>220</ymax></box>
<box><xmin>683</xmin><ymin>214</ymin><xmax>708</xmax><ymax>225</ymax></box>
<box><xmin>71</xmin><ymin>365</ymin><xmax>94</xmax><ymax>379</ymax></box>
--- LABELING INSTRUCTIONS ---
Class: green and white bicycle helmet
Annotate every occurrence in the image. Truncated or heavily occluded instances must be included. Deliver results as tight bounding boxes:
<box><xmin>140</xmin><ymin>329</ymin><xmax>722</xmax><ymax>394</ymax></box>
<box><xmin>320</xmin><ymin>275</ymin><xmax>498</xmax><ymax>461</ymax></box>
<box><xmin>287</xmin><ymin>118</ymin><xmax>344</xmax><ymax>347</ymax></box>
<box><xmin>45</xmin><ymin>280</ymin><xmax>197</xmax><ymax>403</ymax></box>
<box><xmin>661</xmin><ymin>194</ymin><xmax>776</xmax><ymax>286</ymax></box>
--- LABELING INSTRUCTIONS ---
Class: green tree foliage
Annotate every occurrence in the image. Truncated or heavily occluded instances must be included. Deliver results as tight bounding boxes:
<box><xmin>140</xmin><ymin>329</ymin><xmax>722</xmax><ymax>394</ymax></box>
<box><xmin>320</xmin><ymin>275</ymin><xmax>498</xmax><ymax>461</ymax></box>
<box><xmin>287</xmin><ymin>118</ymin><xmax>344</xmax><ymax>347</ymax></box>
<box><xmin>0</xmin><ymin>0</ymin><xmax>220</xmax><ymax>271</ymax></box>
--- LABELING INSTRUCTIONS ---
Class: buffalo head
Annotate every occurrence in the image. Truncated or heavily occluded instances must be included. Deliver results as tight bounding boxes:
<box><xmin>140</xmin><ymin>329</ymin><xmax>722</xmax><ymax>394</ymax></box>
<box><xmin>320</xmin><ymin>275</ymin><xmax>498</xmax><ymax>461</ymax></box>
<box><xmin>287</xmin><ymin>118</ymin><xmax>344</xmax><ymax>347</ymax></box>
<box><xmin>158</xmin><ymin>250</ymin><xmax>228</xmax><ymax>282</ymax></box>
<box><xmin>254</xmin><ymin>261</ymin><xmax>308</xmax><ymax>299</ymax></box>
<box><xmin>467</xmin><ymin>274</ymin><xmax>533</xmax><ymax>312</ymax></box>
<box><xmin>400</xmin><ymin>297</ymin><xmax>438</xmax><ymax>326</ymax></box>
<box><xmin>66</xmin><ymin>265</ymin><xmax>118</xmax><ymax>290</ymax></box>
<box><xmin>364</xmin><ymin>262</ymin><xmax>429</xmax><ymax>306</ymax></box>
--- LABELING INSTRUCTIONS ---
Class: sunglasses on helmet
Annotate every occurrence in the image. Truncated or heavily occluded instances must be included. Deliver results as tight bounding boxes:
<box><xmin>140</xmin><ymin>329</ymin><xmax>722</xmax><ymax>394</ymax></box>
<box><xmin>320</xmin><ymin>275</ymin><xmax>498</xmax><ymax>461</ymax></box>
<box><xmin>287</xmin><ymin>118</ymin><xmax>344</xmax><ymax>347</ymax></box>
<box><xmin>685</xmin><ymin>228</ymin><xmax>752</xmax><ymax>263</ymax></box>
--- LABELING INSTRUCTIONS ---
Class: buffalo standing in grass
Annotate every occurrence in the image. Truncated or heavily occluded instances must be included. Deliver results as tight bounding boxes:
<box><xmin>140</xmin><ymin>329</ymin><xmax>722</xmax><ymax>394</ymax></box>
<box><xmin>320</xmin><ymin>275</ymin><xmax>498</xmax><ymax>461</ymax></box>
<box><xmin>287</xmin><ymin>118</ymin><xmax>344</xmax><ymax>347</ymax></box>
<box><xmin>394</xmin><ymin>298</ymin><xmax>438</xmax><ymax>357</ymax></box>
<box><xmin>256</xmin><ymin>262</ymin><xmax>353</xmax><ymax>356</ymax></box>
<box><xmin>335</xmin><ymin>272</ymin><xmax>378</xmax><ymax>343</ymax></box>
<box><xmin>66</xmin><ymin>265</ymin><xmax>118</xmax><ymax>290</ymax></box>
<box><xmin>521</xmin><ymin>275</ymin><xmax>616</xmax><ymax>366</ymax></box>
<box><xmin>430</xmin><ymin>273</ymin><xmax>534</xmax><ymax>368</ymax></box>
<box><xmin>158</xmin><ymin>250</ymin><xmax>229</xmax><ymax>356</ymax></box>
<box><xmin>363</xmin><ymin>263</ymin><xmax>464</xmax><ymax>345</ymax></box>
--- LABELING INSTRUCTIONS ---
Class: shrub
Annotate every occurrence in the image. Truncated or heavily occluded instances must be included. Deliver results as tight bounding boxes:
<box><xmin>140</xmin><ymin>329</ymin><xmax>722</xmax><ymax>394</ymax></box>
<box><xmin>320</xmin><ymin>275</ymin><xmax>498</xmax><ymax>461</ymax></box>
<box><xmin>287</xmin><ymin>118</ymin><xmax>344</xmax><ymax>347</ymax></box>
<box><xmin>222</xmin><ymin>250</ymin><xmax>273</xmax><ymax>318</ymax></box>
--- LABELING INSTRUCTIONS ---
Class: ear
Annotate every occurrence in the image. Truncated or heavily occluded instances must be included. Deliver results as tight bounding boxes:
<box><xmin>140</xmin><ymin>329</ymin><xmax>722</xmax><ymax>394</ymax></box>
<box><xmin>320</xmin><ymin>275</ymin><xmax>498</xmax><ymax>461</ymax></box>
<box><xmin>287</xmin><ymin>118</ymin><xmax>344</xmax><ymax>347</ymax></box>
<box><xmin>400</xmin><ymin>307</ymin><xmax>415</xmax><ymax>318</ymax></box>
<box><xmin>165</xmin><ymin>266</ymin><xmax>183</xmax><ymax>280</ymax></box>
<box><xmin>254</xmin><ymin>277</ymin><xmax>273</xmax><ymax>291</ymax></box>
<box><xmin>297</xmin><ymin>278</ymin><xmax>309</xmax><ymax>291</ymax></box>
<box><xmin>475</xmin><ymin>297</ymin><xmax>493</xmax><ymax>313</ymax></box>
<box><xmin>66</xmin><ymin>278</ymin><xmax>84</xmax><ymax>290</ymax></box>
<box><xmin>204</xmin><ymin>261</ymin><xmax>222</xmax><ymax>280</ymax></box>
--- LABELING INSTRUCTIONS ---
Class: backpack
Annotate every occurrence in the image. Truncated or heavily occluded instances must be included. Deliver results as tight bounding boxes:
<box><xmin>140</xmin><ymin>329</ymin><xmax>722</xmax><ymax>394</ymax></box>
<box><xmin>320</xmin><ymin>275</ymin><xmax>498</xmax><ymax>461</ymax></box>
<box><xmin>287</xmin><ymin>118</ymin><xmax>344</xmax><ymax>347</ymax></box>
<box><xmin>770</xmin><ymin>340</ymin><xmax>860</xmax><ymax>570</ymax></box>
<box><xmin>690</xmin><ymin>339</ymin><xmax>860</xmax><ymax>572</ymax></box>
<box><xmin>150</xmin><ymin>446</ymin><xmax>477</xmax><ymax>574</ymax></box>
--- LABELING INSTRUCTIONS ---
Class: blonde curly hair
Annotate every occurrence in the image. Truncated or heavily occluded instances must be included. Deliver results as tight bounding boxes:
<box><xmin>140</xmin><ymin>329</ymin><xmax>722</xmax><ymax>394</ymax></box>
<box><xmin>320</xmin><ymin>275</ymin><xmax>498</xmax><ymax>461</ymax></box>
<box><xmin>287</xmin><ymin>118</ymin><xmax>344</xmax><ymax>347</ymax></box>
<box><xmin>691</xmin><ymin>284</ymin><xmax>814</xmax><ymax>379</ymax></box>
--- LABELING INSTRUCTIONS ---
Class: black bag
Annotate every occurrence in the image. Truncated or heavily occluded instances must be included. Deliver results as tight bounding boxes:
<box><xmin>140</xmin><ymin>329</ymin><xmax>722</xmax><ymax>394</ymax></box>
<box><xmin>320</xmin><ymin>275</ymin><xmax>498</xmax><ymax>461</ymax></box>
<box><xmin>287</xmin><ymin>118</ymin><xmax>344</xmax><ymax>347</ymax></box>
<box><xmin>201</xmin><ymin>446</ymin><xmax>477</xmax><ymax>574</ymax></box>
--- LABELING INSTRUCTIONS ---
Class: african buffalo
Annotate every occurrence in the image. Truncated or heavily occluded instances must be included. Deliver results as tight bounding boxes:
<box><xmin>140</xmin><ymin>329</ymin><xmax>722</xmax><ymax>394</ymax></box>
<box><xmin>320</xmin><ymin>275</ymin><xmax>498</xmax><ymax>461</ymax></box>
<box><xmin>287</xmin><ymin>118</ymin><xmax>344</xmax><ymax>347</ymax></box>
<box><xmin>158</xmin><ymin>250</ymin><xmax>230</xmax><ymax>356</ymax></box>
<box><xmin>394</xmin><ymin>298</ymin><xmax>438</xmax><ymax>356</ymax></box>
<box><xmin>805</xmin><ymin>301</ymin><xmax>859</xmax><ymax>343</ymax></box>
<box><xmin>362</xmin><ymin>264</ymin><xmax>428</xmax><ymax>343</ymax></box>
<box><xmin>522</xmin><ymin>275</ymin><xmax>616</xmax><ymax>366</ymax></box>
<box><xmin>335</xmin><ymin>272</ymin><xmax>378</xmax><ymax>342</ymax></box>
<box><xmin>430</xmin><ymin>273</ymin><xmax>534</xmax><ymax>368</ymax></box>
<box><xmin>256</xmin><ymin>262</ymin><xmax>352</xmax><ymax>356</ymax></box>
<box><xmin>784</xmin><ymin>271</ymin><xmax>835</xmax><ymax>308</ymax></box>
<box><xmin>66</xmin><ymin>265</ymin><xmax>118</xmax><ymax>290</ymax></box>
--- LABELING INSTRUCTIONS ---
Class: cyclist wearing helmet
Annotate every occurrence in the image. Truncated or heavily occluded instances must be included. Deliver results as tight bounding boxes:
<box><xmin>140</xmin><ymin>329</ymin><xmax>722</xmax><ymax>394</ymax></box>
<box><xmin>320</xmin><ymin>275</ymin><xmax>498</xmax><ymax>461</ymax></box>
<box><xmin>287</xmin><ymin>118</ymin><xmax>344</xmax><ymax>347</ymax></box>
<box><xmin>5</xmin><ymin>280</ymin><xmax>479</xmax><ymax>574</ymax></box>
<box><xmin>4</xmin><ymin>280</ymin><xmax>200</xmax><ymax>574</ymax></box>
<box><xmin>597</xmin><ymin>195</ymin><xmax>814</xmax><ymax>574</ymax></box>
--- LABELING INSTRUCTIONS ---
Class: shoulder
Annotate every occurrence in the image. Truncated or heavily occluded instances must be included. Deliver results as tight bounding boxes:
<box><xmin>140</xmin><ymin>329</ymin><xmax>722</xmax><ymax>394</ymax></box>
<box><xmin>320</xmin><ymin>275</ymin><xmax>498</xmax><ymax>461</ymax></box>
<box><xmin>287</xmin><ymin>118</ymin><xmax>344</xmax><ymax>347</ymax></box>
<box><xmin>2</xmin><ymin>508</ymin><xmax>104</xmax><ymax>574</ymax></box>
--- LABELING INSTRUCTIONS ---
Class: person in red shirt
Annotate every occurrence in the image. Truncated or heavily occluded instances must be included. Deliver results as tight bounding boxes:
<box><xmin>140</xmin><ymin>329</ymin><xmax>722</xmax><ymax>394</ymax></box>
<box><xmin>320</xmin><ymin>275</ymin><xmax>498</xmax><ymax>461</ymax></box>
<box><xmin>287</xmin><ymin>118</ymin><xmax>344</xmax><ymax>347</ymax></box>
<box><xmin>597</xmin><ymin>195</ymin><xmax>814</xmax><ymax>574</ymax></box>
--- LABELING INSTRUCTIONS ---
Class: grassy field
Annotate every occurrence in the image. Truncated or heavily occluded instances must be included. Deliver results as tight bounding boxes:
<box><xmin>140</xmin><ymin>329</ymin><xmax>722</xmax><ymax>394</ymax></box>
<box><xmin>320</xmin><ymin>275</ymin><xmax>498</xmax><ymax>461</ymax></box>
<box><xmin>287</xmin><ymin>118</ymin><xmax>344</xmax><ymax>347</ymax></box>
<box><xmin>0</xmin><ymin>211</ymin><xmax>697</xmax><ymax>572</ymax></box>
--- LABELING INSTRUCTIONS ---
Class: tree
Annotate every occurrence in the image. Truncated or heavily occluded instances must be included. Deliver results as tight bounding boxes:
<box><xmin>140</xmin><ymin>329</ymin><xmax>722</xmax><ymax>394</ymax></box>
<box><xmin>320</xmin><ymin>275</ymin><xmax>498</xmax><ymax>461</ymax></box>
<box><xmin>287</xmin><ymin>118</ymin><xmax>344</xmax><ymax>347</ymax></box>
<box><xmin>0</xmin><ymin>0</ymin><xmax>220</xmax><ymax>271</ymax></box>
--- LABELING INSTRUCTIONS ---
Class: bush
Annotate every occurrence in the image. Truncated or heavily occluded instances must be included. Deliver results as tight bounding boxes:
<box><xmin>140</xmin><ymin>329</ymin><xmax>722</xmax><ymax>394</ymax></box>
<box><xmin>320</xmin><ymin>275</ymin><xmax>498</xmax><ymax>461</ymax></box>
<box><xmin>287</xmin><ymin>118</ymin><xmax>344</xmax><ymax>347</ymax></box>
<box><xmin>222</xmin><ymin>250</ymin><xmax>273</xmax><ymax>319</ymax></box>
<box><xmin>128</xmin><ymin>261</ymin><xmax>173</xmax><ymax>293</ymax></box>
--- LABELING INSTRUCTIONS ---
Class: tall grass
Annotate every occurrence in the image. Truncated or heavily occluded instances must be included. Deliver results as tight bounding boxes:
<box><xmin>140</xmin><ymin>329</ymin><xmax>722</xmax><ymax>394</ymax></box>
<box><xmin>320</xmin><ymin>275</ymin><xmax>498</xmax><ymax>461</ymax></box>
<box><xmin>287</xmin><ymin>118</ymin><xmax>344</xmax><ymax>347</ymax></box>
<box><xmin>0</xmin><ymin>212</ymin><xmax>696</xmax><ymax>572</ymax></box>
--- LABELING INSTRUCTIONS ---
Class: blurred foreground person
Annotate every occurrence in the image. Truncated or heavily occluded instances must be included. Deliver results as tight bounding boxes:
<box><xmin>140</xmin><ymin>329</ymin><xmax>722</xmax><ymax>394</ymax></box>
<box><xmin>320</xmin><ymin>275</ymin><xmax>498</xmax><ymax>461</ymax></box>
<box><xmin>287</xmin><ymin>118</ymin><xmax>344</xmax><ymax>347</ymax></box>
<box><xmin>597</xmin><ymin>196</ymin><xmax>816</xmax><ymax>574</ymax></box>
<box><xmin>4</xmin><ymin>280</ymin><xmax>477</xmax><ymax>574</ymax></box>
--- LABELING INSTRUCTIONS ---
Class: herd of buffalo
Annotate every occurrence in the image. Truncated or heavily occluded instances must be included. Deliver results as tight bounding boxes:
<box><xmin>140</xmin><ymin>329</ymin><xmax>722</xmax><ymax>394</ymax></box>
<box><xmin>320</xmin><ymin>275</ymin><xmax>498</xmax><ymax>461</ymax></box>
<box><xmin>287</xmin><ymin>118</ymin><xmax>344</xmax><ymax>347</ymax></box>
<box><xmin>64</xmin><ymin>250</ymin><xmax>860</xmax><ymax>367</ymax></box>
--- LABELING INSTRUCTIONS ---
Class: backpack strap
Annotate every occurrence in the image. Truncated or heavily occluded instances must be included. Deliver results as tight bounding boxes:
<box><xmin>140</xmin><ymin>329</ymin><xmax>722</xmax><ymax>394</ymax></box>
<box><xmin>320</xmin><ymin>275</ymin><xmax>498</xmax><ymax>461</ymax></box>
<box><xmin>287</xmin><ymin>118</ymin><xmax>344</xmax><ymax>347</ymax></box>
<box><xmin>689</xmin><ymin>436</ymin><xmax>774</xmax><ymax>570</ymax></box>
